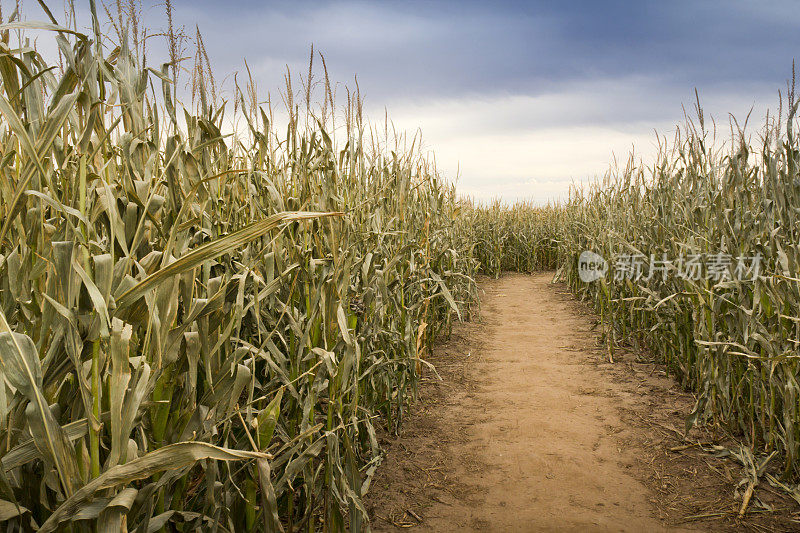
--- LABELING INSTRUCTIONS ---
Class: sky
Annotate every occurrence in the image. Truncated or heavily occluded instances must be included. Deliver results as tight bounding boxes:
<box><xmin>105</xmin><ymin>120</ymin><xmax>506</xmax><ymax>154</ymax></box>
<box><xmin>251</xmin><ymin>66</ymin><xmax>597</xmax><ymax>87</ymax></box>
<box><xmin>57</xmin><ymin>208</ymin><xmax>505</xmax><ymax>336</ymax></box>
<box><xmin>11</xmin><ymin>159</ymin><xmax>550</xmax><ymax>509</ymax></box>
<box><xmin>22</xmin><ymin>0</ymin><xmax>800</xmax><ymax>202</ymax></box>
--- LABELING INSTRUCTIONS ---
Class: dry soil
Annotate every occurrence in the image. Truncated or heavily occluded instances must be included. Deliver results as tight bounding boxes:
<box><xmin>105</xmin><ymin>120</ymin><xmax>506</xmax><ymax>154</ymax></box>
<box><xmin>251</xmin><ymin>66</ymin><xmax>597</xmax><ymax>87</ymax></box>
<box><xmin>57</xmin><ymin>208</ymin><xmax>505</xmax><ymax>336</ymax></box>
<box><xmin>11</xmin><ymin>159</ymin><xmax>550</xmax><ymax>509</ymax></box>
<box><xmin>365</xmin><ymin>273</ymin><xmax>799</xmax><ymax>532</ymax></box>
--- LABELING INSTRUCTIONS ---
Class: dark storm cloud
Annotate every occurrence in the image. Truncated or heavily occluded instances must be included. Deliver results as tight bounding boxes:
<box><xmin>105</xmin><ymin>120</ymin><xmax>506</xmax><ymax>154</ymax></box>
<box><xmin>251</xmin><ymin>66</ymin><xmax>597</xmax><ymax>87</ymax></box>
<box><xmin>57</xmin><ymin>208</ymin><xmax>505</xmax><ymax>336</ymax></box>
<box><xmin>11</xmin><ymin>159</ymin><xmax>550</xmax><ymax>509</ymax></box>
<box><xmin>163</xmin><ymin>0</ymin><xmax>799</xmax><ymax>106</ymax></box>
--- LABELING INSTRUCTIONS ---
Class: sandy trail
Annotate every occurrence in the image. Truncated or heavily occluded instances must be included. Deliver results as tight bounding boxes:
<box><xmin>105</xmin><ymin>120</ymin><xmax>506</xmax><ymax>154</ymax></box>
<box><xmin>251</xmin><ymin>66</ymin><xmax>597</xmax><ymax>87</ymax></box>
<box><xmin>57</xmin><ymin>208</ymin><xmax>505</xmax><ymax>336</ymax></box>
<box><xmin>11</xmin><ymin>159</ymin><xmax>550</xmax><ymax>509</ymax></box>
<box><xmin>368</xmin><ymin>273</ymin><xmax>698</xmax><ymax>532</ymax></box>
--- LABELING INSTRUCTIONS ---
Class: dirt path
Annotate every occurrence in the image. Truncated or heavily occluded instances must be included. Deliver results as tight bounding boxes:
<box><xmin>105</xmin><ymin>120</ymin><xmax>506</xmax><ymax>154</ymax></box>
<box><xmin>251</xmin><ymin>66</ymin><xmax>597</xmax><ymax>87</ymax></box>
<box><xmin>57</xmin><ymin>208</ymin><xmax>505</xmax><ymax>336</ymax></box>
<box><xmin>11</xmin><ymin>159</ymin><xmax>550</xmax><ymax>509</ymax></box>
<box><xmin>366</xmin><ymin>273</ymin><xmax>798</xmax><ymax>532</ymax></box>
<box><xmin>418</xmin><ymin>272</ymin><xmax>671</xmax><ymax>531</ymax></box>
<box><xmin>368</xmin><ymin>272</ymin><xmax>674</xmax><ymax>530</ymax></box>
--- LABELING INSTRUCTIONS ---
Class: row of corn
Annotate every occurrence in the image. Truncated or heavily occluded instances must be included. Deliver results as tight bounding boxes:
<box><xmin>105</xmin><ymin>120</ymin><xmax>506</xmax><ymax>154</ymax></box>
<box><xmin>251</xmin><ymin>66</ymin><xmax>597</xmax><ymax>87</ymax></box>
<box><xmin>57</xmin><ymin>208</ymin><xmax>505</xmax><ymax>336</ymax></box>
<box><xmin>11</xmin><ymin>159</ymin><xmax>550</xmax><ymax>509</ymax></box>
<box><xmin>482</xmin><ymin>97</ymin><xmax>800</xmax><ymax>482</ymax></box>
<box><xmin>0</xmin><ymin>11</ymin><xmax>480</xmax><ymax>532</ymax></box>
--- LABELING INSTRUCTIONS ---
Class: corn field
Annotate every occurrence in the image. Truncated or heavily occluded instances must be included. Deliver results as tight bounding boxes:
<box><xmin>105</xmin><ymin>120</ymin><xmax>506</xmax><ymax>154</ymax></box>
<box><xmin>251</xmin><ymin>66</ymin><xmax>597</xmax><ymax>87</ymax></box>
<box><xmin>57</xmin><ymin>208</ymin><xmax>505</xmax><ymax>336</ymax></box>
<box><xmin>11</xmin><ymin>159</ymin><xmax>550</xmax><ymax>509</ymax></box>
<box><xmin>555</xmin><ymin>95</ymin><xmax>800</xmax><ymax>481</ymax></box>
<box><xmin>465</xmin><ymin>200</ymin><xmax>561</xmax><ymax>277</ymax></box>
<box><xmin>0</xmin><ymin>7</ymin><xmax>478</xmax><ymax>531</ymax></box>
<box><xmin>3</xmin><ymin>1</ymin><xmax>800</xmax><ymax>531</ymax></box>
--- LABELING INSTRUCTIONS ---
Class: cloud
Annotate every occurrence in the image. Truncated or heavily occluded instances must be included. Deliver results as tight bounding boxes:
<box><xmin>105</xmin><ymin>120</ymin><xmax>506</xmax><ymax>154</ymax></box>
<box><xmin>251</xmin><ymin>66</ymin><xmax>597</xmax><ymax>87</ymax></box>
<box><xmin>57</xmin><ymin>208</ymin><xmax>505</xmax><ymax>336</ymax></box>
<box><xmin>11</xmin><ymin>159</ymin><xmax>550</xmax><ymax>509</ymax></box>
<box><xmin>373</xmin><ymin>76</ymin><xmax>779</xmax><ymax>203</ymax></box>
<box><xmin>163</xmin><ymin>0</ymin><xmax>800</xmax><ymax>102</ymax></box>
<box><xmin>17</xmin><ymin>0</ymin><xmax>800</xmax><ymax>202</ymax></box>
<box><xmin>160</xmin><ymin>0</ymin><xmax>798</xmax><ymax>205</ymax></box>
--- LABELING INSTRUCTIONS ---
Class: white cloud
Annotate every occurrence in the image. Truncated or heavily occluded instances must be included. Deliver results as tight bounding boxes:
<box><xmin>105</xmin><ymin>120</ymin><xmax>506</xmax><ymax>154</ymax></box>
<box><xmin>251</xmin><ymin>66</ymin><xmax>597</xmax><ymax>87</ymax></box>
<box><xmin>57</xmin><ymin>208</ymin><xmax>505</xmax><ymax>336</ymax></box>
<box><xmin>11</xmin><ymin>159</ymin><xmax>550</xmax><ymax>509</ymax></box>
<box><xmin>367</xmin><ymin>76</ymin><xmax>778</xmax><ymax>203</ymax></box>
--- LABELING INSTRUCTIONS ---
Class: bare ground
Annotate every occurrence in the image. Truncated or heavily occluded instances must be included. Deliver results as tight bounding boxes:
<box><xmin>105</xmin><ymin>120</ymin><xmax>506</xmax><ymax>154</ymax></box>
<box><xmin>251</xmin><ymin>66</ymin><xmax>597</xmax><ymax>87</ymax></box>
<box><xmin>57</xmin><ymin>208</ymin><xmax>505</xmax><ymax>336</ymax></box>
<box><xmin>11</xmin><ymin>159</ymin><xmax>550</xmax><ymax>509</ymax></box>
<box><xmin>364</xmin><ymin>272</ymin><xmax>800</xmax><ymax>532</ymax></box>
